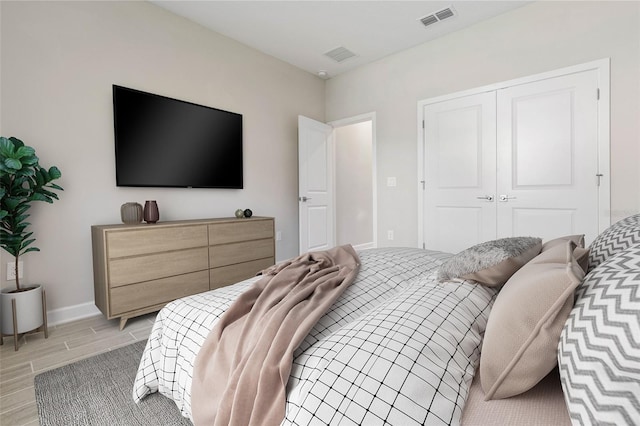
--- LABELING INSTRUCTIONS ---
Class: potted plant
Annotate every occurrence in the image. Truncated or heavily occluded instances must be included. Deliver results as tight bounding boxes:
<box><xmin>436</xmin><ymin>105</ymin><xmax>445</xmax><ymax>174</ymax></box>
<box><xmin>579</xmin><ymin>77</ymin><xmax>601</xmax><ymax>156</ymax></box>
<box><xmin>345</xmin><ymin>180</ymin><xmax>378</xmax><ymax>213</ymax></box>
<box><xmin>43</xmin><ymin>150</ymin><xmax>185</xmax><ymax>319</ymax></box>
<box><xmin>0</xmin><ymin>136</ymin><xmax>62</xmax><ymax>343</ymax></box>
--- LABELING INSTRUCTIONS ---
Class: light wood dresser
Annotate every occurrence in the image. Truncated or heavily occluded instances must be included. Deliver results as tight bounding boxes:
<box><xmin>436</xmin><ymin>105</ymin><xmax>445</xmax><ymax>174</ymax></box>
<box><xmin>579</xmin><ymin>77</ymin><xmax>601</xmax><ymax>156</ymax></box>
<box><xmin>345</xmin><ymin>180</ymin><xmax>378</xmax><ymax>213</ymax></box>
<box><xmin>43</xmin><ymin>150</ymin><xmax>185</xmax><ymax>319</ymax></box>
<box><xmin>91</xmin><ymin>217</ymin><xmax>275</xmax><ymax>329</ymax></box>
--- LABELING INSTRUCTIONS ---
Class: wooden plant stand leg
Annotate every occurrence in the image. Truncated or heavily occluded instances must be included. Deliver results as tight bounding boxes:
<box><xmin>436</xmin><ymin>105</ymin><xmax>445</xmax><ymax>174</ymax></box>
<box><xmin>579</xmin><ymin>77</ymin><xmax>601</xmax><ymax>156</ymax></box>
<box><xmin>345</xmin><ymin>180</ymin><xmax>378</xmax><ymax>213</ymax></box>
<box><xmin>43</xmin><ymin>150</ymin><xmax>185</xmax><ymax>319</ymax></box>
<box><xmin>40</xmin><ymin>289</ymin><xmax>49</xmax><ymax>339</ymax></box>
<box><xmin>12</xmin><ymin>298</ymin><xmax>18</xmax><ymax>352</ymax></box>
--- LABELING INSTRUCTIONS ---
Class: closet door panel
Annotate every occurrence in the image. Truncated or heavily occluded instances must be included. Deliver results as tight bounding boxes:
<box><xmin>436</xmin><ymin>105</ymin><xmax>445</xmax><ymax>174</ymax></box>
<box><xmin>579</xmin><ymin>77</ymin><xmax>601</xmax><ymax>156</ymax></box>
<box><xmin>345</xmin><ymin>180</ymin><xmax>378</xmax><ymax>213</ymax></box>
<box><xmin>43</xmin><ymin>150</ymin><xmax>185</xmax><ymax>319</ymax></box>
<box><xmin>423</xmin><ymin>92</ymin><xmax>497</xmax><ymax>253</ymax></box>
<box><xmin>496</xmin><ymin>70</ymin><xmax>599</xmax><ymax>242</ymax></box>
<box><xmin>510</xmin><ymin>208</ymin><xmax>576</xmax><ymax>240</ymax></box>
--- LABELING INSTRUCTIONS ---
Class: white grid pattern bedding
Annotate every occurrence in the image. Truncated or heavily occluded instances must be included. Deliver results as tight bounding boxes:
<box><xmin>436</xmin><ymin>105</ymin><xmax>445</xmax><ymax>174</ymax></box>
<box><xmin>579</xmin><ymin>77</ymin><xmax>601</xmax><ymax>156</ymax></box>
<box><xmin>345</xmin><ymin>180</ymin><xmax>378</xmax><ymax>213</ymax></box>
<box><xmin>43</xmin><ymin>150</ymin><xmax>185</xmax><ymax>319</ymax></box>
<box><xmin>133</xmin><ymin>247</ymin><xmax>497</xmax><ymax>425</ymax></box>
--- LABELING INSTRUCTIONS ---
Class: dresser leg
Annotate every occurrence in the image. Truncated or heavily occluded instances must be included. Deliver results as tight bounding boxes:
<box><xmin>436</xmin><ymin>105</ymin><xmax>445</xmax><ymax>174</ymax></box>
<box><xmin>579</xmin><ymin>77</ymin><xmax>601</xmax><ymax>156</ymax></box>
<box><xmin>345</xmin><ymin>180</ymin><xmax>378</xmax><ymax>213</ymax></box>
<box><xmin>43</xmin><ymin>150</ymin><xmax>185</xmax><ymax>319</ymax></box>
<box><xmin>119</xmin><ymin>317</ymin><xmax>128</xmax><ymax>331</ymax></box>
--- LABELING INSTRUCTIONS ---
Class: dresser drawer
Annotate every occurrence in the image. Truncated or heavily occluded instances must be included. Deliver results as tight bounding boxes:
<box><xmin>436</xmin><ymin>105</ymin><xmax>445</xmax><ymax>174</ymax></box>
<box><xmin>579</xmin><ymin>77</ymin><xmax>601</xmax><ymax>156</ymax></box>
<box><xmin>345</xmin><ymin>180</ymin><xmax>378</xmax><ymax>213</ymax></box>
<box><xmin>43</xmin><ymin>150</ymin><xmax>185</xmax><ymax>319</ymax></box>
<box><xmin>107</xmin><ymin>225</ymin><xmax>208</xmax><ymax>258</ymax></box>
<box><xmin>110</xmin><ymin>270</ymin><xmax>209</xmax><ymax>316</ymax></box>
<box><xmin>209</xmin><ymin>239</ymin><xmax>274</xmax><ymax>268</ymax></box>
<box><xmin>109</xmin><ymin>247</ymin><xmax>209</xmax><ymax>287</ymax></box>
<box><xmin>208</xmin><ymin>219</ymin><xmax>273</xmax><ymax>245</ymax></box>
<box><xmin>210</xmin><ymin>257</ymin><xmax>274</xmax><ymax>290</ymax></box>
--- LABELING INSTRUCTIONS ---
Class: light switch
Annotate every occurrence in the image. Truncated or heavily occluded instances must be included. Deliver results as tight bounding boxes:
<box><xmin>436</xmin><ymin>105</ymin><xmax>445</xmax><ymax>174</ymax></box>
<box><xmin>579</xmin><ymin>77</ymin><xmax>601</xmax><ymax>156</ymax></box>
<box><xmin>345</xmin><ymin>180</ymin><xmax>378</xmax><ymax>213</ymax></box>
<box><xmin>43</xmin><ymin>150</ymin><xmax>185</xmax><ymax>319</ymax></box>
<box><xmin>387</xmin><ymin>177</ymin><xmax>397</xmax><ymax>187</ymax></box>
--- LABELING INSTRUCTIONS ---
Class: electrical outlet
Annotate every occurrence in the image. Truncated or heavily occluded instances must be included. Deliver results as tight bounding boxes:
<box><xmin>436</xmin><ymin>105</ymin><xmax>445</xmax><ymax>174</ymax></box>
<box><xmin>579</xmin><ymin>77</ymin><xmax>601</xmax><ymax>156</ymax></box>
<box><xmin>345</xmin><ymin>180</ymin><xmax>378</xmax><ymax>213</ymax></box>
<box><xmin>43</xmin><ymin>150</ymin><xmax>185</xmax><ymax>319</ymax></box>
<box><xmin>387</xmin><ymin>230</ymin><xmax>394</xmax><ymax>240</ymax></box>
<box><xmin>7</xmin><ymin>261</ymin><xmax>23</xmax><ymax>281</ymax></box>
<box><xmin>276</xmin><ymin>231</ymin><xmax>282</xmax><ymax>241</ymax></box>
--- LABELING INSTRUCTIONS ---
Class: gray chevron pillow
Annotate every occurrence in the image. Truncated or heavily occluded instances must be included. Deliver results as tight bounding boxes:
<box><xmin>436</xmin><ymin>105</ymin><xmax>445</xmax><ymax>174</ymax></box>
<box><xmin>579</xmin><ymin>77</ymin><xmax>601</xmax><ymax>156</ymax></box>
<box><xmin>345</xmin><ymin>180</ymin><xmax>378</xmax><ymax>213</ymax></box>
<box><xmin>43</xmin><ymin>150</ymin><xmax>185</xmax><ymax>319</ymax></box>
<box><xmin>558</xmin><ymin>244</ymin><xmax>640</xmax><ymax>425</ymax></box>
<box><xmin>588</xmin><ymin>213</ymin><xmax>640</xmax><ymax>272</ymax></box>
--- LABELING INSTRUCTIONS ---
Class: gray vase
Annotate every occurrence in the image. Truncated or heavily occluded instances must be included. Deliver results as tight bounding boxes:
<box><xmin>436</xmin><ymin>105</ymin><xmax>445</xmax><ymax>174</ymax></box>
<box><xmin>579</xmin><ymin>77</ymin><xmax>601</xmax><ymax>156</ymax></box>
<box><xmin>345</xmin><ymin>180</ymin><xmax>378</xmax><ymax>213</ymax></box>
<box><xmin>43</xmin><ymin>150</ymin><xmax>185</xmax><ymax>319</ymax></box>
<box><xmin>121</xmin><ymin>202</ymin><xmax>143</xmax><ymax>224</ymax></box>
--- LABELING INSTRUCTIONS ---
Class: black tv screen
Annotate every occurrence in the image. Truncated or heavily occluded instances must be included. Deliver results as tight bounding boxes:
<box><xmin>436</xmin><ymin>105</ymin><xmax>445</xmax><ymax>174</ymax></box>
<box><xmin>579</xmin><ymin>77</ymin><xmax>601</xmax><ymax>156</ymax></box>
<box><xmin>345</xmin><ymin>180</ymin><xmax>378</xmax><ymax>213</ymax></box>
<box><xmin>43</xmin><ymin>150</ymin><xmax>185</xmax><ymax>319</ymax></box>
<box><xmin>113</xmin><ymin>85</ymin><xmax>243</xmax><ymax>188</ymax></box>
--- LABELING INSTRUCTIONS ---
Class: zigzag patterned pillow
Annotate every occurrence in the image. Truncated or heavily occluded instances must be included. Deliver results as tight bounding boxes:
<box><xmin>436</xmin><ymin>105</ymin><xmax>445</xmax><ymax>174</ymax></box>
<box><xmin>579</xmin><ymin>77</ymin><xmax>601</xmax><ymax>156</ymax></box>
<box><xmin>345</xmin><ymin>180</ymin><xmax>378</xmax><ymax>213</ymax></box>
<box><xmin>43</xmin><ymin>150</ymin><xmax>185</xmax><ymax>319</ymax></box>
<box><xmin>558</xmin><ymin>244</ymin><xmax>640</xmax><ymax>425</ymax></box>
<box><xmin>588</xmin><ymin>214</ymin><xmax>640</xmax><ymax>272</ymax></box>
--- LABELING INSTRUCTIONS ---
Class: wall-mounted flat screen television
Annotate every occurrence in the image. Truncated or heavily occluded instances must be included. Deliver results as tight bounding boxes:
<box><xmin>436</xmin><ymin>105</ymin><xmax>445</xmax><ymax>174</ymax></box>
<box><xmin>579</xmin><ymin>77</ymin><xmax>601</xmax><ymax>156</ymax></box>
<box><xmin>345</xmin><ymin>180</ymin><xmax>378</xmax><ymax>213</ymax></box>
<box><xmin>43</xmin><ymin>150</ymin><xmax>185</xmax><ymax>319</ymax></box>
<box><xmin>113</xmin><ymin>85</ymin><xmax>243</xmax><ymax>188</ymax></box>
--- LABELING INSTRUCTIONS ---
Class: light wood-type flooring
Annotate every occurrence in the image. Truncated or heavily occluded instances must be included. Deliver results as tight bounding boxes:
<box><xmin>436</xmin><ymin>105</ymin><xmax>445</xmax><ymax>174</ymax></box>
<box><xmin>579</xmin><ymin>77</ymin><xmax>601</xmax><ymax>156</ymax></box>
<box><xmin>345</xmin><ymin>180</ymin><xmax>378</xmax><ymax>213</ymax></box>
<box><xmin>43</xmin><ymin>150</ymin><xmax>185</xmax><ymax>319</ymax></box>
<box><xmin>0</xmin><ymin>313</ymin><xmax>155</xmax><ymax>425</ymax></box>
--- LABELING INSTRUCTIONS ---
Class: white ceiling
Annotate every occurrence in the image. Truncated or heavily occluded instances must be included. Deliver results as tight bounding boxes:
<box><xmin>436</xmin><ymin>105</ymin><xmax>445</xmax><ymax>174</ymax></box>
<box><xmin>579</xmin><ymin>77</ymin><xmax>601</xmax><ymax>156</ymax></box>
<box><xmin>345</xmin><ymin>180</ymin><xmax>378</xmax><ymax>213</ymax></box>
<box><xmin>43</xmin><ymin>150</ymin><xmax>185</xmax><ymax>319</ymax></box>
<box><xmin>151</xmin><ymin>1</ymin><xmax>531</xmax><ymax>79</ymax></box>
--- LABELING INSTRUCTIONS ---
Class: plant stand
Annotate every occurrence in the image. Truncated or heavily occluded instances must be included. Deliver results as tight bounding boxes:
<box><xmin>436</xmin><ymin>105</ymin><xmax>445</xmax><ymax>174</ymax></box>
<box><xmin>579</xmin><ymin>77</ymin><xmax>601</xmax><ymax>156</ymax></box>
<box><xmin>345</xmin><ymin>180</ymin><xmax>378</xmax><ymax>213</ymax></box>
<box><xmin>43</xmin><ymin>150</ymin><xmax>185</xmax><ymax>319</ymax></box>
<box><xmin>0</xmin><ymin>288</ymin><xmax>48</xmax><ymax>351</ymax></box>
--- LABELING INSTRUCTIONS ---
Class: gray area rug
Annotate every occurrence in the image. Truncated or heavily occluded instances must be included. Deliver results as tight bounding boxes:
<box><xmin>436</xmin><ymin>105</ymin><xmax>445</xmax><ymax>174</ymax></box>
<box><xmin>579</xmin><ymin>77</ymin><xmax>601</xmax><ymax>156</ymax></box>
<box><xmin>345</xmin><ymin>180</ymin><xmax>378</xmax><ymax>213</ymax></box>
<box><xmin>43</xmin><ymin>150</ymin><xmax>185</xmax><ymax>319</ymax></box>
<box><xmin>35</xmin><ymin>340</ymin><xmax>192</xmax><ymax>426</ymax></box>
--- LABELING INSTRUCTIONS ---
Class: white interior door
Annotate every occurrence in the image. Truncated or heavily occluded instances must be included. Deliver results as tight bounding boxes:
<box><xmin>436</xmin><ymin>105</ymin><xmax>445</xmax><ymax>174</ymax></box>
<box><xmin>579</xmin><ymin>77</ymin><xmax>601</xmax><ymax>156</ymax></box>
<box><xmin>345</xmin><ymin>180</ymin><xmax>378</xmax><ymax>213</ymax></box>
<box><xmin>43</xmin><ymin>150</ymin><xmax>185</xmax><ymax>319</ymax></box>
<box><xmin>423</xmin><ymin>92</ymin><xmax>497</xmax><ymax>253</ymax></box>
<box><xmin>298</xmin><ymin>115</ymin><xmax>334</xmax><ymax>253</ymax></box>
<box><xmin>496</xmin><ymin>70</ymin><xmax>600</xmax><ymax>242</ymax></box>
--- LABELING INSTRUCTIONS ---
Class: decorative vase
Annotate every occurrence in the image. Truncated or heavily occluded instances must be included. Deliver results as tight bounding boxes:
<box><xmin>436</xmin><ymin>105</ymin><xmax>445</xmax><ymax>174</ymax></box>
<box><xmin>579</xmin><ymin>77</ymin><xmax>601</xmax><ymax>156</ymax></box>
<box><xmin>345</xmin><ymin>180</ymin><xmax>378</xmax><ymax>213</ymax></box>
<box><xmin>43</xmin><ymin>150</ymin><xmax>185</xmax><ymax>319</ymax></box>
<box><xmin>144</xmin><ymin>200</ymin><xmax>159</xmax><ymax>224</ymax></box>
<box><xmin>120</xmin><ymin>202</ymin><xmax>143</xmax><ymax>224</ymax></box>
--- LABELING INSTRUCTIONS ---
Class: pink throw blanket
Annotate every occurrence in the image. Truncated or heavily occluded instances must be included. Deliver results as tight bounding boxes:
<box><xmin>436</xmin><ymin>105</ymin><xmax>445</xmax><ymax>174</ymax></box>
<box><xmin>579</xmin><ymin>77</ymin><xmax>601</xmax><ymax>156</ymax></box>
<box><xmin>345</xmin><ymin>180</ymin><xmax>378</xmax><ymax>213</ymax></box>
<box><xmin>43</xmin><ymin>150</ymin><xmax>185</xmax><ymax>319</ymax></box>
<box><xmin>191</xmin><ymin>245</ymin><xmax>361</xmax><ymax>426</ymax></box>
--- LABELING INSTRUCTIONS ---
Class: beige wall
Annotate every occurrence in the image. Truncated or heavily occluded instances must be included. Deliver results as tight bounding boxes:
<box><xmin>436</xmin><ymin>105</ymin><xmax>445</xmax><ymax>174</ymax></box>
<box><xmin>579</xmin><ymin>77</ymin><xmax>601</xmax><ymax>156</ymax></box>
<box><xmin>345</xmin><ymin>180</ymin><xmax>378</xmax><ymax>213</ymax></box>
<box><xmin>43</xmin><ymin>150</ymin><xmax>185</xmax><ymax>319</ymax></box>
<box><xmin>326</xmin><ymin>1</ymin><xmax>640</xmax><ymax>247</ymax></box>
<box><xmin>0</xmin><ymin>1</ymin><xmax>324</xmax><ymax>320</ymax></box>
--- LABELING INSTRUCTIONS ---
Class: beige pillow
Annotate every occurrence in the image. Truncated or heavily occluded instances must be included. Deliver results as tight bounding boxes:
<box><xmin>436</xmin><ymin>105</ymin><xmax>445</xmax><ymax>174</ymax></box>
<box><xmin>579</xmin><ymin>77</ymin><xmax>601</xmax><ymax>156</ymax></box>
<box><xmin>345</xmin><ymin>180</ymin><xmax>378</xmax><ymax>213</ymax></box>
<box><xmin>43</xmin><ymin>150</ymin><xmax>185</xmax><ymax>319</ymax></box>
<box><xmin>541</xmin><ymin>234</ymin><xmax>585</xmax><ymax>251</ymax></box>
<box><xmin>438</xmin><ymin>237</ymin><xmax>542</xmax><ymax>287</ymax></box>
<box><xmin>573</xmin><ymin>247</ymin><xmax>590</xmax><ymax>273</ymax></box>
<box><xmin>542</xmin><ymin>234</ymin><xmax>589</xmax><ymax>272</ymax></box>
<box><xmin>480</xmin><ymin>240</ymin><xmax>585</xmax><ymax>400</ymax></box>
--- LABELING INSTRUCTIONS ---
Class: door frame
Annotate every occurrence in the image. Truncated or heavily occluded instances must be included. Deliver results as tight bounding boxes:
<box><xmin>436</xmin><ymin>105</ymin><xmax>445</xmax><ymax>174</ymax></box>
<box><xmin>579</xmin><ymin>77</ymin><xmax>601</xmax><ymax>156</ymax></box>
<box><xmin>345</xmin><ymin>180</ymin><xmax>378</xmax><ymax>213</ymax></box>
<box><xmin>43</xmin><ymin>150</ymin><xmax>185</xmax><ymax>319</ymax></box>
<box><xmin>417</xmin><ymin>58</ymin><xmax>611</xmax><ymax>249</ymax></box>
<box><xmin>329</xmin><ymin>112</ymin><xmax>378</xmax><ymax>250</ymax></box>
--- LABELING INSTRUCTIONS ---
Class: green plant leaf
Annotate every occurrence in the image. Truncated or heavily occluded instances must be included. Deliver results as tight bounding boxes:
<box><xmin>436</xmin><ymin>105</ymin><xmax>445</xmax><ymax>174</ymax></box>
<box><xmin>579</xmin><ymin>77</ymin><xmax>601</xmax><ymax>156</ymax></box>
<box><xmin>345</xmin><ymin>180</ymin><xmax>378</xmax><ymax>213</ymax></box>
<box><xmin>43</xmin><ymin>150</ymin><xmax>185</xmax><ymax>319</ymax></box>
<box><xmin>9</xmin><ymin>137</ymin><xmax>25</xmax><ymax>149</ymax></box>
<box><xmin>38</xmin><ymin>188</ymin><xmax>59</xmax><ymax>199</ymax></box>
<box><xmin>49</xmin><ymin>166</ymin><xmax>62</xmax><ymax>180</ymax></box>
<box><xmin>34</xmin><ymin>168</ymin><xmax>45</xmax><ymax>186</ymax></box>
<box><xmin>3</xmin><ymin>158</ymin><xmax>21</xmax><ymax>170</ymax></box>
<box><xmin>15</xmin><ymin>145</ymin><xmax>36</xmax><ymax>158</ymax></box>
<box><xmin>39</xmin><ymin>167</ymin><xmax>51</xmax><ymax>182</ymax></box>
<box><xmin>0</xmin><ymin>137</ymin><xmax>15</xmax><ymax>156</ymax></box>
<box><xmin>4</xmin><ymin>197</ymin><xmax>21</xmax><ymax>210</ymax></box>
<box><xmin>30</xmin><ymin>193</ymin><xmax>54</xmax><ymax>203</ymax></box>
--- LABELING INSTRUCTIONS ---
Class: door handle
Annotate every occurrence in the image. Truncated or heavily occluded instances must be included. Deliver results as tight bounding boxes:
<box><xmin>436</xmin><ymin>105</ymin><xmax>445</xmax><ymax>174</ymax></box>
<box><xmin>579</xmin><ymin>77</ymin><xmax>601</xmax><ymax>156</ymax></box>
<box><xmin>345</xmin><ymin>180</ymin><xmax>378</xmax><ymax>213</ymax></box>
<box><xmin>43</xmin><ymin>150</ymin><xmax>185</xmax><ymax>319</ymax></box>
<box><xmin>499</xmin><ymin>195</ymin><xmax>516</xmax><ymax>202</ymax></box>
<box><xmin>476</xmin><ymin>195</ymin><xmax>494</xmax><ymax>202</ymax></box>
<box><xmin>299</xmin><ymin>196</ymin><xmax>312</xmax><ymax>202</ymax></box>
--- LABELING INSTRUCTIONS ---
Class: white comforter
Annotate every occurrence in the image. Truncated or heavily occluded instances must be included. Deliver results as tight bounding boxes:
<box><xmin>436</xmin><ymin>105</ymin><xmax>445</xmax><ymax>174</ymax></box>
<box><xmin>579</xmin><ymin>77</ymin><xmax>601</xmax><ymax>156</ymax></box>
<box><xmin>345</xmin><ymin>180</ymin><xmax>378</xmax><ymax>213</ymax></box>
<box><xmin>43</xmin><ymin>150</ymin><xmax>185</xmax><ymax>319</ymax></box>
<box><xmin>133</xmin><ymin>247</ymin><xmax>497</xmax><ymax>425</ymax></box>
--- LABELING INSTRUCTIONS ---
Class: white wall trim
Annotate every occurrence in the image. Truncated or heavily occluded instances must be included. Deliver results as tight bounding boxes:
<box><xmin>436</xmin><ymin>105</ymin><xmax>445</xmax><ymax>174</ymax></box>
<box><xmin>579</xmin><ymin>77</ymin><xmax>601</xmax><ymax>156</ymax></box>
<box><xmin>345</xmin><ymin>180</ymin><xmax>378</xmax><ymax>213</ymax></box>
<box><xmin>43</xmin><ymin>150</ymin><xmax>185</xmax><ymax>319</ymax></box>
<box><xmin>329</xmin><ymin>112</ymin><xmax>378</xmax><ymax>248</ymax></box>
<box><xmin>47</xmin><ymin>301</ymin><xmax>102</xmax><ymax>326</ymax></box>
<box><xmin>417</xmin><ymin>58</ymin><xmax>611</xmax><ymax>248</ymax></box>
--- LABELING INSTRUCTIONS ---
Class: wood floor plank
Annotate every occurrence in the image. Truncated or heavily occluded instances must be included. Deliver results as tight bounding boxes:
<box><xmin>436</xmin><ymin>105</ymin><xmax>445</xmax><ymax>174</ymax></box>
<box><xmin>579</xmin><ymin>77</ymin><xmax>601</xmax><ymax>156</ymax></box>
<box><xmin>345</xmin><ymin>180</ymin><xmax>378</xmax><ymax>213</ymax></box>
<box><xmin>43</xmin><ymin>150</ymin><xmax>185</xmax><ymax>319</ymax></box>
<box><xmin>0</xmin><ymin>400</ymin><xmax>38</xmax><ymax>426</ymax></box>
<box><xmin>0</xmin><ymin>342</ymin><xmax>68</xmax><ymax>369</ymax></box>
<box><xmin>0</xmin><ymin>386</ymin><xmax>35</xmax><ymax>415</ymax></box>
<box><xmin>0</xmin><ymin>363</ymin><xmax>32</xmax><ymax>384</ymax></box>
<box><xmin>0</xmin><ymin>372</ymin><xmax>36</xmax><ymax>399</ymax></box>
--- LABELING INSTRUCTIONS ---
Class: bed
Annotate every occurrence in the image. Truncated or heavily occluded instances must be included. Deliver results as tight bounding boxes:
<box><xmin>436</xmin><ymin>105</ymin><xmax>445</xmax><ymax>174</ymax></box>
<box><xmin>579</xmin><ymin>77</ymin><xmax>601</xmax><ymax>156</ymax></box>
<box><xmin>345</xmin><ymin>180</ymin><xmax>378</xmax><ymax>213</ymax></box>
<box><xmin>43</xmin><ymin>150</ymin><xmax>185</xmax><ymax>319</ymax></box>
<box><xmin>133</xmin><ymin>214</ymin><xmax>640</xmax><ymax>425</ymax></box>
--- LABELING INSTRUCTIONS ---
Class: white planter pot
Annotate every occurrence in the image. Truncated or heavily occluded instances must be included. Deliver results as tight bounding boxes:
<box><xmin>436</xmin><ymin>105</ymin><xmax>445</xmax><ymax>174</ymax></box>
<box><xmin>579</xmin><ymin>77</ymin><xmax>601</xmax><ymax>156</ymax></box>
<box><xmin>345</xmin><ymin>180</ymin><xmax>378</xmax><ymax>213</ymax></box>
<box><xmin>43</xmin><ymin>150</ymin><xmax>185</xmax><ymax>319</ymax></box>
<box><xmin>1</xmin><ymin>285</ymin><xmax>44</xmax><ymax>335</ymax></box>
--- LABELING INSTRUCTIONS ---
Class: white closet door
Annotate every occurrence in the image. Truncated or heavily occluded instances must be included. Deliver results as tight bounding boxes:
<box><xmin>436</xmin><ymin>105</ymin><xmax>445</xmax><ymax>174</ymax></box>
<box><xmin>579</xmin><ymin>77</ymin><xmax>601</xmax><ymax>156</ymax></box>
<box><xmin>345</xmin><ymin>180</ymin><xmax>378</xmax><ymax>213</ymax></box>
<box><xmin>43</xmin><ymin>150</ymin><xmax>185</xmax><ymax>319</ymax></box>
<box><xmin>423</xmin><ymin>92</ymin><xmax>497</xmax><ymax>254</ymax></box>
<box><xmin>496</xmin><ymin>70</ymin><xmax>599</xmax><ymax>242</ymax></box>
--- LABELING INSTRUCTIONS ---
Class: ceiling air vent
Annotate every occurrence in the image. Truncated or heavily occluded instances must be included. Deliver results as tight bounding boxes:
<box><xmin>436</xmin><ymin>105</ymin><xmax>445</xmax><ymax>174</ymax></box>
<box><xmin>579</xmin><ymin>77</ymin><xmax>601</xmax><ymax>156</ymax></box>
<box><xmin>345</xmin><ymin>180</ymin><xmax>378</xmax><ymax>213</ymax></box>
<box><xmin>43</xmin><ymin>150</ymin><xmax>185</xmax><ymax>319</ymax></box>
<box><xmin>324</xmin><ymin>46</ymin><xmax>357</xmax><ymax>63</ymax></box>
<box><xmin>419</xmin><ymin>6</ymin><xmax>456</xmax><ymax>28</ymax></box>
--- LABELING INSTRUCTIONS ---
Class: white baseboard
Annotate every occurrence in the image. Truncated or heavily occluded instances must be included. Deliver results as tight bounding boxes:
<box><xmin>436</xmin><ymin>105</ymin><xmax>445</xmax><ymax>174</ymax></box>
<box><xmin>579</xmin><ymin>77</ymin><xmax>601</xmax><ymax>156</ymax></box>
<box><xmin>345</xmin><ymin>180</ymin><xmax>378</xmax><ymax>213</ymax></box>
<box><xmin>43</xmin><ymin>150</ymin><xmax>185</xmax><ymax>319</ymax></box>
<box><xmin>47</xmin><ymin>301</ymin><xmax>102</xmax><ymax>326</ymax></box>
